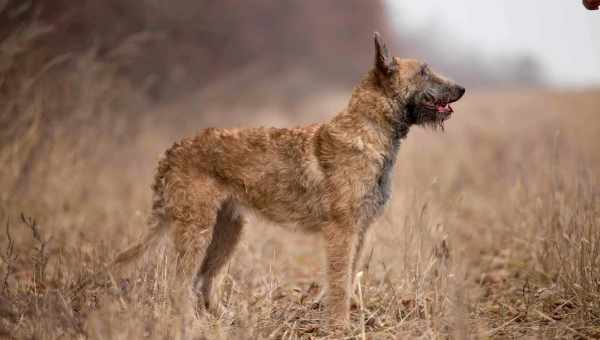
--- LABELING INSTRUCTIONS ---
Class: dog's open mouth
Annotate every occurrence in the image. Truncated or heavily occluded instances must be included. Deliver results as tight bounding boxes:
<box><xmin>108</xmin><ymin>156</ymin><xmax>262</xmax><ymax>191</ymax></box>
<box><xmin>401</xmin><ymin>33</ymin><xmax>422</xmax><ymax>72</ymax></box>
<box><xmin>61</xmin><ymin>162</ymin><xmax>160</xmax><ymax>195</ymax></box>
<box><xmin>435</xmin><ymin>103</ymin><xmax>453</xmax><ymax>114</ymax></box>
<box><xmin>423</xmin><ymin>101</ymin><xmax>454</xmax><ymax>115</ymax></box>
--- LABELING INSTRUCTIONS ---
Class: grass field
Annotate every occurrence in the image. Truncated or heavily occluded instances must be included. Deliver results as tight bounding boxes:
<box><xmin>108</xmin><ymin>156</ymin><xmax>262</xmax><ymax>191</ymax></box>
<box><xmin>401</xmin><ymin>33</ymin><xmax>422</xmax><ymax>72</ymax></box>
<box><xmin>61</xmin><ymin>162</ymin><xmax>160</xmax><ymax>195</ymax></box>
<box><xmin>1</xmin><ymin>65</ymin><xmax>599</xmax><ymax>340</ymax></box>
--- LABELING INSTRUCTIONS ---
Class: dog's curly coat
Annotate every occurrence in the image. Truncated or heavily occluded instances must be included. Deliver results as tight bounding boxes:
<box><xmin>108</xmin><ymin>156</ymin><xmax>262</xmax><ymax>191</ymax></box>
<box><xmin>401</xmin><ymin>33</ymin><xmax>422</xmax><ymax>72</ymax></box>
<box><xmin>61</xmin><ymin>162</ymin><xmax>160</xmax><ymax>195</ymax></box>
<box><xmin>113</xmin><ymin>32</ymin><xmax>465</xmax><ymax>329</ymax></box>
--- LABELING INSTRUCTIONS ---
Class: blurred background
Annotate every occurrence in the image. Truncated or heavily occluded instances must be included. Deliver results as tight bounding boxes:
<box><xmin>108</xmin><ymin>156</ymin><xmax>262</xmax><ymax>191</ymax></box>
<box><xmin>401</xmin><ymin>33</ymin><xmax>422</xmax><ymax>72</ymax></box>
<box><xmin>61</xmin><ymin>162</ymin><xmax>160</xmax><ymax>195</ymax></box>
<box><xmin>1</xmin><ymin>0</ymin><xmax>597</xmax><ymax>117</ymax></box>
<box><xmin>1</xmin><ymin>1</ymin><xmax>599</xmax><ymax>338</ymax></box>
<box><xmin>390</xmin><ymin>0</ymin><xmax>600</xmax><ymax>88</ymax></box>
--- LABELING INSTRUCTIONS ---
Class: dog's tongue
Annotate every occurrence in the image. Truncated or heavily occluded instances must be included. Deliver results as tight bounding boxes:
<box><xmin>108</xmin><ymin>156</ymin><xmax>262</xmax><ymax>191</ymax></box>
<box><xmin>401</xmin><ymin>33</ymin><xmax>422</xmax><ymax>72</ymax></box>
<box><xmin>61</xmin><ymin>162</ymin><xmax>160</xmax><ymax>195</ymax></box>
<box><xmin>436</xmin><ymin>104</ymin><xmax>453</xmax><ymax>113</ymax></box>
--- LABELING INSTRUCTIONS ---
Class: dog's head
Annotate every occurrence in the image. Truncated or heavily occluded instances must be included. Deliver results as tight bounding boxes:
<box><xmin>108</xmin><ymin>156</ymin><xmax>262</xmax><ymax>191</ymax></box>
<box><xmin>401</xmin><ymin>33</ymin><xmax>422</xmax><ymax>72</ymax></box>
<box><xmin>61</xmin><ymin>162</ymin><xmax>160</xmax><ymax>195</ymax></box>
<box><xmin>373</xmin><ymin>32</ymin><xmax>465</xmax><ymax>128</ymax></box>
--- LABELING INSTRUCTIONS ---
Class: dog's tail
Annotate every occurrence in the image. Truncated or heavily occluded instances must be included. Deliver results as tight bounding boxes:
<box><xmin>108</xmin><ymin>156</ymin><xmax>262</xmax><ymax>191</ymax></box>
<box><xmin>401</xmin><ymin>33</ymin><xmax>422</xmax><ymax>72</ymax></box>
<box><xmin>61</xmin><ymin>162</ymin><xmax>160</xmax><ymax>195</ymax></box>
<box><xmin>72</xmin><ymin>156</ymin><xmax>172</xmax><ymax>296</ymax></box>
<box><xmin>113</xmin><ymin>153</ymin><xmax>173</xmax><ymax>267</ymax></box>
<box><xmin>70</xmin><ymin>221</ymin><xmax>168</xmax><ymax>297</ymax></box>
<box><xmin>112</xmin><ymin>154</ymin><xmax>171</xmax><ymax>265</ymax></box>
<box><xmin>110</xmin><ymin>219</ymin><xmax>169</xmax><ymax>267</ymax></box>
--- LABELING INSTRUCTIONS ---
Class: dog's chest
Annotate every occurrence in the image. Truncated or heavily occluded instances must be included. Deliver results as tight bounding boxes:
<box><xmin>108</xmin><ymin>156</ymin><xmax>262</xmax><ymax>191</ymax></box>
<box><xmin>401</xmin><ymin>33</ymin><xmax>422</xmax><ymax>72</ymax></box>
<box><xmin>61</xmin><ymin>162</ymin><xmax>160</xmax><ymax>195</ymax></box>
<box><xmin>360</xmin><ymin>138</ymin><xmax>400</xmax><ymax>223</ymax></box>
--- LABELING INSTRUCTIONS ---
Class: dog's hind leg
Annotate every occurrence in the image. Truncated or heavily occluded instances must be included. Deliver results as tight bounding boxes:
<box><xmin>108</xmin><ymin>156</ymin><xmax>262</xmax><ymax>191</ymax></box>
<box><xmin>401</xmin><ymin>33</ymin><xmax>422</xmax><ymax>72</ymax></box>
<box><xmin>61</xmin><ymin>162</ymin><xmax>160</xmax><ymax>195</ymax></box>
<box><xmin>162</xmin><ymin>172</ymin><xmax>227</xmax><ymax>288</ymax></box>
<box><xmin>192</xmin><ymin>199</ymin><xmax>245</xmax><ymax>314</ymax></box>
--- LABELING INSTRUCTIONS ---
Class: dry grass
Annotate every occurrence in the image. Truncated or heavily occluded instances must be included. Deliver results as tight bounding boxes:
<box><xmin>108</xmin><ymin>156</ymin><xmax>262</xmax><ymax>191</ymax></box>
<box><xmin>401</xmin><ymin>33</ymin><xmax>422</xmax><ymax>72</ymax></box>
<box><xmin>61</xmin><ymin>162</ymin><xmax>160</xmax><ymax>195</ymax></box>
<box><xmin>1</xmin><ymin>25</ymin><xmax>600</xmax><ymax>340</ymax></box>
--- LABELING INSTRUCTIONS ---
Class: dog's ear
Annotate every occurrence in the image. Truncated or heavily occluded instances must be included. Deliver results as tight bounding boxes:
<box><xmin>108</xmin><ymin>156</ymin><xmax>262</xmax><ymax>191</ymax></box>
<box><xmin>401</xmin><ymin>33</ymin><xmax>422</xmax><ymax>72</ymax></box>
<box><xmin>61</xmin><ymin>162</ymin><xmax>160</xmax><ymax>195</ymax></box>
<box><xmin>373</xmin><ymin>32</ymin><xmax>395</xmax><ymax>76</ymax></box>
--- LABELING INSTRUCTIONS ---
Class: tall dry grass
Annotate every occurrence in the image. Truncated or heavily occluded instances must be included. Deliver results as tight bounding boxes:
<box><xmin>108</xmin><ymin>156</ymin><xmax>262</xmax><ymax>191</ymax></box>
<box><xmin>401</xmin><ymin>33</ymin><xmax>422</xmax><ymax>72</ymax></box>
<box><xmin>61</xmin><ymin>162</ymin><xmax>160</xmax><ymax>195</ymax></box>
<box><xmin>1</xmin><ymin>19</ymin><xmax>600</xmax><ymax>340</ymax></box>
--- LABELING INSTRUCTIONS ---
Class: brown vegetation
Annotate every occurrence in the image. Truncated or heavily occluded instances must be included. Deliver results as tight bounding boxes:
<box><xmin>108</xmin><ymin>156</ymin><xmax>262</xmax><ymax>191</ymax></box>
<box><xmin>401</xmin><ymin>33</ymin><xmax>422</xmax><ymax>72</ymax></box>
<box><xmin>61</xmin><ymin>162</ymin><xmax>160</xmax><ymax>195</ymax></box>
<box><xmin>2</xmin><ymin>57</ymin><xmax>600</xmax><ymax>340</ymax></box>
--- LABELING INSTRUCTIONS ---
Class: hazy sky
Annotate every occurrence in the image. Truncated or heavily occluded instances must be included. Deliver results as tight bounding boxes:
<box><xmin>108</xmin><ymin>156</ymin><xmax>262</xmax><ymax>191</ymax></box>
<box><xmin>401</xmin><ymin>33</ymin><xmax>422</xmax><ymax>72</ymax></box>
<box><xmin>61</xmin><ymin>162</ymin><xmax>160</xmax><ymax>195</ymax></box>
<box><xmin>387</xmin><ymin>1</ymin><xmax>600</xmax><ymax>87</ymax></box>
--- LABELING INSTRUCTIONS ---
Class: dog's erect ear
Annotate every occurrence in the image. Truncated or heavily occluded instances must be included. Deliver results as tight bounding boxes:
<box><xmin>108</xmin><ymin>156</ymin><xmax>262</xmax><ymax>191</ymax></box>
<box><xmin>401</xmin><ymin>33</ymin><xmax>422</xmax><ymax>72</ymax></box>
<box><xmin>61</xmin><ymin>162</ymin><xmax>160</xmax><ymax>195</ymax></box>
<box><xmin>373</xmin><ymin>32</ymin><xmax>394</xmax><ymax>76</ymax></box>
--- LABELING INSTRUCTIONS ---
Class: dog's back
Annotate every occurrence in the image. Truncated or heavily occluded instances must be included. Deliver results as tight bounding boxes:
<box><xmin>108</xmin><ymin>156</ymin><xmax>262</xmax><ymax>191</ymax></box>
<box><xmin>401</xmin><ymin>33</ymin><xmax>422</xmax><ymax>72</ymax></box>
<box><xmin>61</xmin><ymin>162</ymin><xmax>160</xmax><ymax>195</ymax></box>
<box><xmin>154</xmin><ymin>124</ymin><xmax>327</xmax><ymax>229</ymax></box>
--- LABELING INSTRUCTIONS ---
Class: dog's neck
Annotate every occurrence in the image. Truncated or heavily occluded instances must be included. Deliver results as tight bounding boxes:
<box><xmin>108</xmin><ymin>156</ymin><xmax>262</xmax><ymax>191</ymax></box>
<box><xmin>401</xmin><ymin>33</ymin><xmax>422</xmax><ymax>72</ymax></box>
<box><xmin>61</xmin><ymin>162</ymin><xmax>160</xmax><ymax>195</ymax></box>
<box><xmin>327</xmin><ymin>71</ymin><xmax>411</xmax><ymax>153</ymax></box>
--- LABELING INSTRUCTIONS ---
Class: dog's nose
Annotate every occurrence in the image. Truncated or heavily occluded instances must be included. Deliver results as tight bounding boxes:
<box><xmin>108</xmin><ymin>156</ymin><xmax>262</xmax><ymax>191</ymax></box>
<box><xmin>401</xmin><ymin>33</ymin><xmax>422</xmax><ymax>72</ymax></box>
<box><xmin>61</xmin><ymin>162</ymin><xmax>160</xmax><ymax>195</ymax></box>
<box><xmin>456</xmin><ymin>86</ymin><xmax>466</xmax><ymax>99</ymax></box>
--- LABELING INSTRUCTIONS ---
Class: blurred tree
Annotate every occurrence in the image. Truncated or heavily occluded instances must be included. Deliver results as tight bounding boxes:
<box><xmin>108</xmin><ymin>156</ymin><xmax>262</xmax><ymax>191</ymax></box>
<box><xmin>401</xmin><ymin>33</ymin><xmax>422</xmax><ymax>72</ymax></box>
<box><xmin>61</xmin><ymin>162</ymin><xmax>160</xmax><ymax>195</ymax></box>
<box><xmin>1</xmin><ymin>0</ymin><xmax>395</xmax><ymax>102</ymax></box>
<box><xmin>1</xmin><ymin>0</ymin><xmax>543</xmax><ymax>106</ymax></box>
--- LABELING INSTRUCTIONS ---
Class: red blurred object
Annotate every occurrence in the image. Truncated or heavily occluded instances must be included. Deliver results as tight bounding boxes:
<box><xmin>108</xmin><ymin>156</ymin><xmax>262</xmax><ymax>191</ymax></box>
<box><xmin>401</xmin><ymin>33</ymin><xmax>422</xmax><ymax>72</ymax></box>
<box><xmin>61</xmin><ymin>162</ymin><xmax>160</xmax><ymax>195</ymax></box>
<box><xmin>583</xmin><ymin>0</ymin><xmax>600</xmax><ymax>10</ymax></box>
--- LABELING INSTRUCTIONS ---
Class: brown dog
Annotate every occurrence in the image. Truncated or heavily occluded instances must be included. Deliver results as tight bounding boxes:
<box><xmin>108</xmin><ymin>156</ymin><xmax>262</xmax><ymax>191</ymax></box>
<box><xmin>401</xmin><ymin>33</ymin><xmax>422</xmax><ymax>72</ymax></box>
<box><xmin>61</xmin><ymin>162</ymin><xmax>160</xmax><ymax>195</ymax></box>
<box><xmin>114</xmin><ymin>32</ymin><xmax>464</xmax><ymax>330</ymax></box>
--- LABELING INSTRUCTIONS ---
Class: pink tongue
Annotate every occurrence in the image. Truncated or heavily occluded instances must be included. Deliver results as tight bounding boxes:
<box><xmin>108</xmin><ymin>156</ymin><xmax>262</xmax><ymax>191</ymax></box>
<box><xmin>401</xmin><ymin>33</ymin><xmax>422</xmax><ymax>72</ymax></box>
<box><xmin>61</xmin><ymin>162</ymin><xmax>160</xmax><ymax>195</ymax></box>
<box><xmin>436</xmin><ymin>104</ymin><xmax>453</xmax><ymax>113</ymax></box>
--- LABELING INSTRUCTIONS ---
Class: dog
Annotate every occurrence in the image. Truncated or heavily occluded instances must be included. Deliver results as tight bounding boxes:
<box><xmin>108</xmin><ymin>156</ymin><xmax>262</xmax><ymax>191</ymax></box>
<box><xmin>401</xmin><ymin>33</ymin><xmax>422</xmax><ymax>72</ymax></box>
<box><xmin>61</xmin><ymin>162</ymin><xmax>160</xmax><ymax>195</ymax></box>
<box><xmin>112</xmin><ymin>32</ymin><xmax>465</xmax><ymax>330</ymax></box>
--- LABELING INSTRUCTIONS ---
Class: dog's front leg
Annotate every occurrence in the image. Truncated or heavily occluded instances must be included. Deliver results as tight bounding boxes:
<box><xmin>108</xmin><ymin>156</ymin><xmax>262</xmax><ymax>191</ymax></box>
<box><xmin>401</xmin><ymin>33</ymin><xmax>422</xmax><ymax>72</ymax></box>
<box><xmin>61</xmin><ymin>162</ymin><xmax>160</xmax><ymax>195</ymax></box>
<box><xmin>323</xmin><ymin>224</ymin><xmax>356</xmax><ymax>331</ymax></box>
